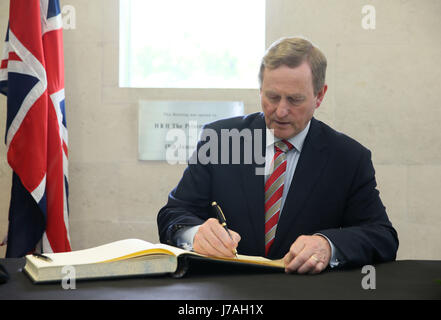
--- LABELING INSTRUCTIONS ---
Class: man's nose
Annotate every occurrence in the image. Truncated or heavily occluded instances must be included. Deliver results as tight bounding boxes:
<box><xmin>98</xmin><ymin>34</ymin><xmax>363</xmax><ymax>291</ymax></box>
<box><xmin>275</xmin><ymin>99</ymin><xmax>289</xmax><ymax>118</ymax></box>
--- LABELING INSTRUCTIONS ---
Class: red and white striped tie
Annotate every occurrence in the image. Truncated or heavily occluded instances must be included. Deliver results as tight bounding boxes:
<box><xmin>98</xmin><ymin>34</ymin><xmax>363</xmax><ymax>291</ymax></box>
<box><xmin>264</xmin><ymin>139</ymin><xmax>294</xmax><ymax>256</ymax></box>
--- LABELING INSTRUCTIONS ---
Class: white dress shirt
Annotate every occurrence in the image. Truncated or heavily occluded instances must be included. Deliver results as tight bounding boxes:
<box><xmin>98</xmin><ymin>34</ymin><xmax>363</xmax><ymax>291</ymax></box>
<box><xmin>264</xmin><ymin>121</ymin><xmax>310</xmax><ymax>213</ymax></box>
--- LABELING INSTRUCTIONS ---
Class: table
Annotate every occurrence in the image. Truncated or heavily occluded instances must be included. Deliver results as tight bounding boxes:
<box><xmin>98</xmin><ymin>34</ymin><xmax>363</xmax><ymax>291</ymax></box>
<box><xmin>0</xmin><ymin>258</ymin><xmax>440</xmax><ymax>300</ymax></box>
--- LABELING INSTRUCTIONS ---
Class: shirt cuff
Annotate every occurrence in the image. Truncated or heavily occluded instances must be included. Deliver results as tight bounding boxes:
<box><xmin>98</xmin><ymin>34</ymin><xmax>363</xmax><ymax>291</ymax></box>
<box><xmin>173</xmin><ymin>225</ymin><xmax>201</xmax><ymax>251</ymax></box>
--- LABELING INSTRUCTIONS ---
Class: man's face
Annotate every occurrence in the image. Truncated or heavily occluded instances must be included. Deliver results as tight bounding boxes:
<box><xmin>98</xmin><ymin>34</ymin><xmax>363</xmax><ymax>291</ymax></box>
<box><xmin>260</xmin><ymin>62</ymin><xmax>327</xmax><ymax>140</ymax></box>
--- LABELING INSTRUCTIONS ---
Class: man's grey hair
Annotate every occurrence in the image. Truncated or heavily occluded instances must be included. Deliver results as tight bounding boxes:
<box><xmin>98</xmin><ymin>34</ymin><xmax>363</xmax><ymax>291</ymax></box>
<box><xmin>258</xmin><ymin>36</ymin><xmax>327</xmax><ymax>96</ymax></box>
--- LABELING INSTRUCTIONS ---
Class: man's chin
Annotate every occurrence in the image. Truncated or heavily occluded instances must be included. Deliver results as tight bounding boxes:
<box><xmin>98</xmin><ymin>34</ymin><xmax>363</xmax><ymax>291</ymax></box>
<box><xmin>272</xmin><ymin>127</ymin><xmax>296</xmax><ymax>140</ymax></box>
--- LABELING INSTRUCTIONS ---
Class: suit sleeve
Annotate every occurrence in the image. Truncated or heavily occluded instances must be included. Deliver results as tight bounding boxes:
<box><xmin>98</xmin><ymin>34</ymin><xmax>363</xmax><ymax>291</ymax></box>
<box><xmin>319</xmin><ymin>149</ymin><xmax>399</xmax><ymax>268</ymax></box>
<box><xmin>157</xmin><ymin>131</ymin><xmax>213</xmax><ymax>245</ymax></box>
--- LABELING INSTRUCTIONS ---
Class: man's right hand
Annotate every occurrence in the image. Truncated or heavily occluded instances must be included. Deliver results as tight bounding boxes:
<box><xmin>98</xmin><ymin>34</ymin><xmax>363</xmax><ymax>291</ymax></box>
<box><xmin>193</xmin><ymin>218</ymin><xmax>241</xmax><ymax>258</ymax></box>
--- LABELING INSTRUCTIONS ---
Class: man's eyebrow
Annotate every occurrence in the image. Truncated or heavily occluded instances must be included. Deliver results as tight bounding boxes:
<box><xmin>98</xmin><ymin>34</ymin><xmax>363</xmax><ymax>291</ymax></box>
<box><xmin>264</xmin><ymin>91</ymin><xmax>305</xmax><ymax>99</ymax></box>
<box><xmin>288</xmin><ymin>94</ymin><xmax>305</xmax><ymax>99</ymax></box>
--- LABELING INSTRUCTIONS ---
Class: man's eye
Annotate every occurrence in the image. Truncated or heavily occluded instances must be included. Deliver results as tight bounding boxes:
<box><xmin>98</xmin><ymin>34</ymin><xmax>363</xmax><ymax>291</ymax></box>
<box><xmin>288</xmin><ymin>98</ymin><xmax>303</xmax><ymax>105</ymax></box>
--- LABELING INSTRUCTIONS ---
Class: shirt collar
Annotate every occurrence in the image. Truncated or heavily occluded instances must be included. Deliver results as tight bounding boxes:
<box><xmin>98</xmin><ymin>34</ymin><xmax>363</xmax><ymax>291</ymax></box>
<box><xmin>266</xmin><ymin>120</ymin><xmax>311</xmax><ymax>152</ymax></box>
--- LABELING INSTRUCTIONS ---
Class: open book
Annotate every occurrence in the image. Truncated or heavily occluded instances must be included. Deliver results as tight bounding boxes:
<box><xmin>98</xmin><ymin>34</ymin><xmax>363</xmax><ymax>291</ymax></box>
<box><xmin>23</xmin><ymin>239</ymin><xmax>285</xmax><ymax>283</ymax></box>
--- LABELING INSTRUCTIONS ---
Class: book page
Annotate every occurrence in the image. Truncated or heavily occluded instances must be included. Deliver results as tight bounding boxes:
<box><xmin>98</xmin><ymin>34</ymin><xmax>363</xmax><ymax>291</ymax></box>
<box><xmin>102</xmin><ymin>242</ymin><xmax>196</xmax><ymax>262</ymax></box>
<box><xmin>28</xmin><ymin>239</ymin><xmax>171</xmax><ymax>267</ymax></box>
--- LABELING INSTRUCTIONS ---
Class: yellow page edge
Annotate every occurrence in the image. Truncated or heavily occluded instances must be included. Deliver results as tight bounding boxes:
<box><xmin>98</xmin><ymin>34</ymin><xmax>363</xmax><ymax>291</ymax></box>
<box><xmin>100</xmin><ymin>248</ymin><xmax>177</xmax><ymax>263</ymax></box>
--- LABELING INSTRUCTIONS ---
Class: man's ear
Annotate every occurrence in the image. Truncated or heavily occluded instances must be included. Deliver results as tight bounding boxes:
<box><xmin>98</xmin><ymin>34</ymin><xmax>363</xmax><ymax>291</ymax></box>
<box><xmin>315</xmin><ymin>84</ymin><xmax>328</xmax><ymax>108</ymax></box>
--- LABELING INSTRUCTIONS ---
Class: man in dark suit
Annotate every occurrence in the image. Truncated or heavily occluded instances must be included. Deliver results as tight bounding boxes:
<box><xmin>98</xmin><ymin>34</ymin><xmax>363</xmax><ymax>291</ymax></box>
<box><xmin>157</xmin><ymin>37</ymin><xmax>399</xmax><ymax>274</ymax></box>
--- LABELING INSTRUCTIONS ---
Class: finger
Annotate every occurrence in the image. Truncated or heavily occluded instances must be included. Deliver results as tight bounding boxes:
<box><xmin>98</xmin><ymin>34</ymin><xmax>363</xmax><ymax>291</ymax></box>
<box><xmin>204</xmin><ymin>230</ymin><xmax>234</xmax><ymax>257</ymax></box>
<box><xmin>194</xmin><ymin>220</ymin><xmax>232</xmax><ymax>257</ymax></box>
<box><xmin>297</xmin><ymin>254</ymin><xmax>321</xmax><ymax>274</ymax></box>
<box><xmin>283</xmin><ymin>251</ymin><xmax>292</xmax><ymax>267</ymax></box>
<box><xmin>212</xmin><ymin>225</ymin><xmax>239</xmax><ymax>248</ymax></box>
<box><xmin>228</xmin><ymin>230</ymin><xmax>241</xmax><ymax>255</ymax></box>
<box><xmin>285</xmin><ymin>240</ymin><xmax>309</xmax><ymax>273</ymax></box>
<box><xmin>311</xmin><ymin>235</ymin><xmax>332</xmax><ymax>266</ymax></box>
<box><xmin>209</xmin><ymin>222</ymin><xmax>239</xmax><ymax>257</ymax></box>
<box><xmin>229</xmin><ymin>230</ymin><xmax>241</xmax><ymax>246</ymax></box>
<box><xmin>291</xmin><ymin>236</ymin><xmax>307</xmax><ymax>256</ymax></box>
<box><xmin>193</xmin><ymin>228</ymin><xmax>224</xmax><ymax>257</ymax></box>
<box><xmin>201</xmin><ymin>219</ymin><xmax>240</xmax><ymax>257</ymax></box>
<box><xmin>309</xmin><ymin>261</ymin><xmax>325</xmax><ymax>275</ymax></box>
<box><xmin>284</xmin><ymin>238</ymin><xmax>306</xmax><ymax>269</ymax></box>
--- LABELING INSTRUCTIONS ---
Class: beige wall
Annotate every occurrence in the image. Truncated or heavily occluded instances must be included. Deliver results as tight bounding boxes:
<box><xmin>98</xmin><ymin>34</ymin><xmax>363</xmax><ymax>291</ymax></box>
<box><xmin>1</xmin><ymin>0</ymin><xmax>440</xmax><ymax>260</ymax></box>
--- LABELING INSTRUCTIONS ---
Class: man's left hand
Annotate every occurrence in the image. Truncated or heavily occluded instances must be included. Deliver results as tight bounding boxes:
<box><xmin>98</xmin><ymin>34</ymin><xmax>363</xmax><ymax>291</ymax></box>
<box><xmin>283</xmin><ymin>235</ymin><xmax>331</xmax><ymax>274</ymax></box>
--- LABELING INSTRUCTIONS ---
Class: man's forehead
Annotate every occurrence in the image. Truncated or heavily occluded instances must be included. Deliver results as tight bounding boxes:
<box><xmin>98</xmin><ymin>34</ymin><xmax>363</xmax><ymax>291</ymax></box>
<box><xmin>265</xmin><ymin>61</ymin><xmax>312</xmax><ymax>75</ymax></box>
<box><xmin>262</xmin><ymin>63</ymin><xmax>314</xmax><ymax>92</ymax></box>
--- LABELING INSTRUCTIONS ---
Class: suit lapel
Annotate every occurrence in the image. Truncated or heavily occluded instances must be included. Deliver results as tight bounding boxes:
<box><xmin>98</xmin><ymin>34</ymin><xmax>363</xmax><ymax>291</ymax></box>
<box><xmin>239</xmin><ymin>113</ymin><xmax>266</xmax><ymax>256</ymax></box>
<box><xmin>270</xmin><ymin>118</ymin><xmax>330</xmax><ymax>256</ymax></box>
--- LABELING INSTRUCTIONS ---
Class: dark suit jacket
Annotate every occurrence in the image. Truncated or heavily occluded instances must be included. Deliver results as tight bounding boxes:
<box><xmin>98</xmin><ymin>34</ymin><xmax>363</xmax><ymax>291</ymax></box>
<box><xmin>157</xmin><ymin>112</ymin><xmax>399</xmax><ymax>267</ymax></box>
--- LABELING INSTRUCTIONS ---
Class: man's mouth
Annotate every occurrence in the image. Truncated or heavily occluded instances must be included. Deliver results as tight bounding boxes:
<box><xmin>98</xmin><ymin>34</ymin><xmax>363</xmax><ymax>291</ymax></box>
<box><xmin>274</xmin><ymin>120</ymin><xmax>290</xmax><ymax>126</ymax></box>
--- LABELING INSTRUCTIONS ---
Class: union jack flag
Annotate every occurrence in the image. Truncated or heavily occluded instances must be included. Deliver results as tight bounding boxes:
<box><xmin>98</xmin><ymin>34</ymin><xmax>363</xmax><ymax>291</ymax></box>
<box><xmin>0</xmin><ymin>0</ymin><xmax>71</xmax><ymax>257</ymax></box>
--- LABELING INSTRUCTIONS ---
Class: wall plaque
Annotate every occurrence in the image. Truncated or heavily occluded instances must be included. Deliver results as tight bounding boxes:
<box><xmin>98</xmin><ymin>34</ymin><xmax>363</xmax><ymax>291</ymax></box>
<box><xmin>138</xmin><ymin>101</ymin><xmax>244</xmax><ymax>162</ymax></box>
